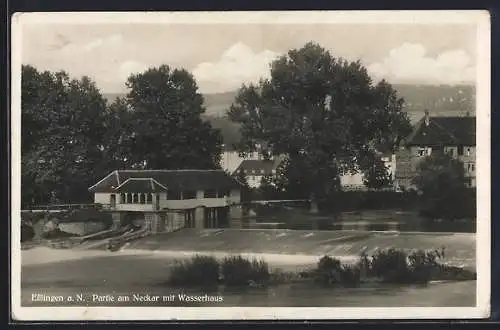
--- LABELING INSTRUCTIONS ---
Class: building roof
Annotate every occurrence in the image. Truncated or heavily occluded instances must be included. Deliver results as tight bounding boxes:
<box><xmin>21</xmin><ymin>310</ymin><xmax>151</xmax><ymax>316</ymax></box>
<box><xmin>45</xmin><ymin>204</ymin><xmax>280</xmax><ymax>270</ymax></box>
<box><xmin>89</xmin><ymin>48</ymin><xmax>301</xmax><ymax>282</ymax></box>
<box><xmin>114</xmin><ymin>178</ymin><xmax>167</xmax><ymax>193</ymax></box>
<box><xmin>404</xmin><ymin>115</ymin><xmax>476</xmax><ymax>146</ymax></box>
<box><xmin>89</xmin><ymin>170</ymin><xmax>241</xmax><ymax>193</ymax></box>
<box><xmin>234</xmin><ymin>159</ymin><xmax>281</xmax><ymax>176</ymax></box>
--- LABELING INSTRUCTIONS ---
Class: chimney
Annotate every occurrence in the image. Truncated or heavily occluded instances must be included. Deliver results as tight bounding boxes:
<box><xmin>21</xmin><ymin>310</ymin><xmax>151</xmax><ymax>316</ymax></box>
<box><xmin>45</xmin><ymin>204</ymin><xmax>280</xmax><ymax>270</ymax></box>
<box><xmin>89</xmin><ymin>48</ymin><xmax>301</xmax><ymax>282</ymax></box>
<box><xmin>424</xmin><ymin>110</ymin><xmax>430</xmax><ymax>126</ymax></box>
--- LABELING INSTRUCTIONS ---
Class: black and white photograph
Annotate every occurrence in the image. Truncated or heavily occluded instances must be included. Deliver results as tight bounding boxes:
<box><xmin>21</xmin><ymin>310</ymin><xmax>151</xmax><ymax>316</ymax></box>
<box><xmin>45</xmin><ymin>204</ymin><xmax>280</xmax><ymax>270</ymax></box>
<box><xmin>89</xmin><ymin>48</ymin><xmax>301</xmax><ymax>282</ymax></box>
<box><xmin>11</xmin><ymin>11</ymin><xmax>490</xmax><ymax>320</ymax></box>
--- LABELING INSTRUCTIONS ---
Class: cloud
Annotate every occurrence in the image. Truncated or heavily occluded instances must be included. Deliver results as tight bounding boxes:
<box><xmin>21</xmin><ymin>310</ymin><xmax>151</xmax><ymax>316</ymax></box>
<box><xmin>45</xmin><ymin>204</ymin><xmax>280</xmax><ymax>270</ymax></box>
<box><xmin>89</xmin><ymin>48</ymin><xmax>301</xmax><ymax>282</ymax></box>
<box><xmin>119</xmin><ymin>60</ymin><xmax>149</xmax><ymax>81</ymax></box>
<box><xmin>368</xmin><ymin>43</ymin><xmax>475</xmax><ymax>85</ymax></box>
<box><xmin>192</xmin><ymin>42</ymin><xmax>280</xmax><ymax>94</ymax></box>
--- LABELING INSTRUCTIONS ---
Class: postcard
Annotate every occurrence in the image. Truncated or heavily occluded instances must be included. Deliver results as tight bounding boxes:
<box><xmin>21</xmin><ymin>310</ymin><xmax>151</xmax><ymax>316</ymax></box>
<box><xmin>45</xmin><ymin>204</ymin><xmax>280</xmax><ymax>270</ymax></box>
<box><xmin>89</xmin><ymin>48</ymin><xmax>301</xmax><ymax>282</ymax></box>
<box><xmin>11</xmin><ymin>10</ymin><xmax>491</xmax><ymax>321</ymax></box>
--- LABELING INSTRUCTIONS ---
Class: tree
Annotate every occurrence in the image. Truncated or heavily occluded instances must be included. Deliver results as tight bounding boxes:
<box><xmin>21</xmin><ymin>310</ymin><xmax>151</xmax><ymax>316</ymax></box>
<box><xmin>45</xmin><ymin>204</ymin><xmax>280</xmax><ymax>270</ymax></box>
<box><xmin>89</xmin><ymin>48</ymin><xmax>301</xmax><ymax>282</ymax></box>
<box><xmin>21</xmin><ymin>65</ymin><xmax>109</xmax><ymax>206</ymax></box>
<box><xmin>100</xmin><ymin>97</ymin><xmax>133</xmax><ymax>170</ymax></box>
<box><xmin>123</xmin><ymin>65</ymin><xmax>222</xmax><ymax>169</ymax></box>
<box><xmin>361</xmin><ymin>155</ymin><xmax>393</xmax><ymax>190</ymax></box>
<box><xmin>228</xmin><ymin>43</ymin><xmax>412</xmax><ymax>209</ymax></box>
<box><xmin>234</xmin><ymin>169</ymin><xmax>252</xmax><ymax>201</ymax></box>
<box><xmin>412</xmin><ymin>154</ymin><xmax>475</xmax><ymax>220</ymax></box>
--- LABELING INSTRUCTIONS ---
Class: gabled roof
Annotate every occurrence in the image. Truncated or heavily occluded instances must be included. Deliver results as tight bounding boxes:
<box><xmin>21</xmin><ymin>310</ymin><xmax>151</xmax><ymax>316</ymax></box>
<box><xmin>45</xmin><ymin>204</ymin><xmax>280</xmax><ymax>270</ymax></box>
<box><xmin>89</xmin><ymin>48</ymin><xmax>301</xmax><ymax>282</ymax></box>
<box><xmin>89</xmin><ymin>170</ymin><xmax>241</xmax><ymax>193</ymax></box>
<box><xmin>404</xmin><ymin>115</ymin><xmax>476</xmax><ymax>146</ymax></box>
<box><xmin>114</xmin><ymin>178</ymin><xmax>167</xmax><ymax>193</ymax></box>
<box><xmin>234</xmin><ymin>159</ymin><xmax>281</xmax><ymax>176</ymax></box>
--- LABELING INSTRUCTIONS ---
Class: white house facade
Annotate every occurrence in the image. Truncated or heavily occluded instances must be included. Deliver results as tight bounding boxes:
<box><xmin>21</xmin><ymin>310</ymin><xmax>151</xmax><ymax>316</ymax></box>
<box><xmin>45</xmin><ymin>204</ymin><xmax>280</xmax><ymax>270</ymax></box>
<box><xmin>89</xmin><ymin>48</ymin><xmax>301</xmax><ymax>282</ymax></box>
<box><xmin>89</xmin><ymin>169</ymin><xmax>243</xmax><ymax>233</ymax></box>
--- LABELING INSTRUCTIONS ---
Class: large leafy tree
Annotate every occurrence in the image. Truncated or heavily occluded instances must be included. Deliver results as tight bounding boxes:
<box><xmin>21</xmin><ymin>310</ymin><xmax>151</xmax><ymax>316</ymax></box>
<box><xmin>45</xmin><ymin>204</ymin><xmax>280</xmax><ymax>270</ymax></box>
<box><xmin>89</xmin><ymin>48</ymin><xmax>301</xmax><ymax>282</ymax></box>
<box><xmin>21</xmin><ymin>65</ymin><xmax>108</xmax><ymax>206</ymax></box>
<box><xmin>412</xmin><ymin>154</ymin><xmax>475</xmax><ymax>220</ymax></box>
<box><xmin>361</xmin><ymin>154</ymin><xmax>393</xmax><ymax>190</ymax></box>
<box><xmin>123</xmin><ymin>65</ymin><xmax>222</xmax><ymax>169</ymax></box>
<box><xmin>228</xmin><ymin>43</ymin><xmax>412</xmax><ymax>208</ymax></box>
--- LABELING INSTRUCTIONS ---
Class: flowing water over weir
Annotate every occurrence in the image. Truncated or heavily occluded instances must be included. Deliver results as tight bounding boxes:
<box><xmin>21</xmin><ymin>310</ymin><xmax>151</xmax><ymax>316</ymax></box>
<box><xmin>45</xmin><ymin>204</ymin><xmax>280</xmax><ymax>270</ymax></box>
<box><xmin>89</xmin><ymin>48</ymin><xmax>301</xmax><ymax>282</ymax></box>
<box><xmin>123</xmin><ymin>229</ymin><xmax>476</xmax><ymax>270</ymax></box>
<box><xmin>21</xmin><ymin>229</ymin><xmax>477</xmax><ymax>307</ymax></box>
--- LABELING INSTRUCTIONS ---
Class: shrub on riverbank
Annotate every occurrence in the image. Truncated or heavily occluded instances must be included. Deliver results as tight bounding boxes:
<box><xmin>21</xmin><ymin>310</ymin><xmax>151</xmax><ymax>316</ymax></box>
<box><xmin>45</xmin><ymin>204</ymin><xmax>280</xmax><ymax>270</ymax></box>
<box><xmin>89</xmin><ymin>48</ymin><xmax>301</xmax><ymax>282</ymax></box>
<box><xmin>167</xmin><ymin>249</ymin><xmax>475</xmax><ymax>288</ymax></box>
<box><xmin>311</xmin><ymin>248</ymin><xmax>474</xmax><ymax>287</ymax></box>
<box><xmin>168</xmin><ymin>255</ymin><xmax>220</xmax><ymax>286</ymax></box>
<box><xmin>221</xmin><ymin>256</ymin><xmax>270</xmax><ymax>286</ymax></box>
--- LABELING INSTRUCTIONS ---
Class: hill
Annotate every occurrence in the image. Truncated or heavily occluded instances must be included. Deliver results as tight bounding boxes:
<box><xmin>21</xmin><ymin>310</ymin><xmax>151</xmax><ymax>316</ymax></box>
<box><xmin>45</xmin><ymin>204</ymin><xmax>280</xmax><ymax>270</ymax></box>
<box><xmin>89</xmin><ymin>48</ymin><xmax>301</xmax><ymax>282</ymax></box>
<box><xmin>103</xmin><ymin>84</ymin><xmax>476</xmax><ymax>145</ymax></box>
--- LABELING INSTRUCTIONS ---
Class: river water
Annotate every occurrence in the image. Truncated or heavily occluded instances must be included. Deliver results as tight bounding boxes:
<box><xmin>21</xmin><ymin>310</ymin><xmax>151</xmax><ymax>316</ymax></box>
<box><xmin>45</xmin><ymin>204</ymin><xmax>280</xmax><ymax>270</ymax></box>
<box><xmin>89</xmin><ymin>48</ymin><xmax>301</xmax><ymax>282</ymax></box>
<box><xmin>21</xmin><ymin>229</ymin><xmax>477</xmax><ymax>308</ymax></box>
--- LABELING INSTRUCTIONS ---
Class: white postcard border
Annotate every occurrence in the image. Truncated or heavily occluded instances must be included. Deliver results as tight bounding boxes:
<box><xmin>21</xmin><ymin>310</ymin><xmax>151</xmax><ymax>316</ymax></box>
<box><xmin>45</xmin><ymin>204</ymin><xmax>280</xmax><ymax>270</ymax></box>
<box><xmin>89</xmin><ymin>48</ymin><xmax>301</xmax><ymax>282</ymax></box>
<box><xmin>10</xmin><ymin>10</ymin><xmax>491</xmax><ymax>321</ymax></box>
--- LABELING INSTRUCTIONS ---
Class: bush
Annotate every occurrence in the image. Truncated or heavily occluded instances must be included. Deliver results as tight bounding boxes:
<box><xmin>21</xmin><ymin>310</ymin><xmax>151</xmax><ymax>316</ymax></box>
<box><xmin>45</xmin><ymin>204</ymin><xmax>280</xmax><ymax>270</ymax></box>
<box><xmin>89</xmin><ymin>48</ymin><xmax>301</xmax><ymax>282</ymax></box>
<box><xmin>314</xmin><ymin>248</ymin><xmax>457</xmax><ymax>286</ymax></box>
<box><xmin>21</xmin><ymin>223</ymin><xmax>35</xmax><ymax>242</ymax></box>
<box><xmin>221</xmin><ymin>256</ymin><xmax>270</xmax><ymax>286</ymax></box>
<box><xmin>370</xmin><ymin>248</ymin><xmax>410</xmax><ymax>283</ymax></box>
<box><xmin>168</xmin><ymin>255</ymin><xmax>220</xmax><ymax>286</ymax></box>
<box><xmin>314</xmin><ymin>255</ymin><xmax>361</xmax><ymax>286</ymax></box>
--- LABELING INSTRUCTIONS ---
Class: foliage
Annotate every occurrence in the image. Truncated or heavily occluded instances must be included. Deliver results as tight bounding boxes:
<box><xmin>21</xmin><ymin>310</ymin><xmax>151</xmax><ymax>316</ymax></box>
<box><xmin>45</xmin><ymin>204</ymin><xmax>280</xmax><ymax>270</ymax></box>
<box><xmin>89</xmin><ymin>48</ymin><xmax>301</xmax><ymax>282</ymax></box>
<box><xmin>21</xmin><ymin>65</ymin><xmax>109</xmax><ymax>206</ymax></box>
<box><xmin>369</xmin><ymin>248</ymin><xmax>411</xmax><ymax>283</ymax></box>
<box><xmin>21</xmin><ymin>223</ymin><xmax>35</xmax><ymax>242</ymax></box>
<box><xmin>361</xmin><ymin>155</ymin><xmax>393</xmax><ymax>189</ymax></box>
<box><xmin>22</xmin><ymin>64</ymin><xmax>224</xmax><ymax>207</ymax></box>
<box><xmin>312</xmin><ymin>248</ymin><xmax>472</xmax><ymax>287</ymax></box>
<box><xmin>168</xmin><ymin>255</ymin><xmax>220</xmax><ymax>286</ymax></box>
<box><xmin>228</xmin><ymin>42</ymin><xmax>412</xmax><ymax>206</ymax></box>
<box><xmin>123</xmin><ymin>65</ymin><xmax>222</xmax><ymax>170</ymax></box>
<box><xmin>221</xmin><ymin>256</ymin><xmax>270</xmax><ymax>286</ymax></box>
<box><xmin>235</xmin><ymin>170</ymin><xmax>252</xmax><ymax>202</ymax></box>
<box><xmin>412</xmin><ymin>154</ymin><xmax>476</xmax><ymax>220</ymax></box>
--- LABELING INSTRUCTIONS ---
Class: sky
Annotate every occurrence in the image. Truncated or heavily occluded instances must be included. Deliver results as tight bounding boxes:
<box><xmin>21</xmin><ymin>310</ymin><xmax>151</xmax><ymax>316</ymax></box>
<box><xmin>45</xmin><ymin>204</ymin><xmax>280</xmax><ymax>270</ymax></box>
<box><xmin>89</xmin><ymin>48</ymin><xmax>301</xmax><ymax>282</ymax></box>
<box><xmin>21</xmin><ymin>23</ymin><xmax>477</xmax><ymax>94</ymax></box>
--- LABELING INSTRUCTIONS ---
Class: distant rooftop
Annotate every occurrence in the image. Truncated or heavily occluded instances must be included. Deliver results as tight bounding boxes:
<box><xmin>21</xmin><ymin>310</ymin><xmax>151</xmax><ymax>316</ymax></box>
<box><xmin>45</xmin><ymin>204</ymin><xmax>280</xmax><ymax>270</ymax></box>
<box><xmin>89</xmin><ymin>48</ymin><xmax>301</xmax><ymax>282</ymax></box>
<box><xmin>89</xmin><ymin>169</ymin><xmax>241</xmax><ymax>193</ymax></box>
<box><xmin>404</xmin><ymin>114</ymin><xmax>476</xmax><ymax>146</ymax></box>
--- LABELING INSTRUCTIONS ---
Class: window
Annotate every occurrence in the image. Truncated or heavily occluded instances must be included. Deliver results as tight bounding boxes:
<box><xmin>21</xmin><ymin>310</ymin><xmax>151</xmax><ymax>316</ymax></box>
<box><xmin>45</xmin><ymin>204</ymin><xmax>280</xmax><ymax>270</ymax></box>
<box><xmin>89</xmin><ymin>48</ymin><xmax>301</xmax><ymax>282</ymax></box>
<box><xmin>458</xmin><ymin>145</ymin><xmax>464</xmax><ymax>156</ymax></box>
<box><xmin>147</xmin><ymin>193</ymin><xmax>153</xmax><ymax>204</ymax></box>
<box><xmin>167</xmin><ymin>190</ymin><xmax>182</xmax><ymax>200</ymax></box>
<box><xmin>416</xmin><ymin>148</ymin><xmax>426</xmax><ymax>157</ymax></box>
<box><xmin>471</xmin><ymin>164</ymin><xmax>475</xmax><ymax>172</ymax></box>
<box><xmin>126</xmin><ymin>194</ymin><xmax>132</xmax><ymax>204</ymax></box>
<box><xmin>133</xmin><ymin>194</ymin><xmax>139</xmax><ymax>203</ymax></box>
<box><xmin>466</xmin><ymin>148</ymin><xmax>471</xmax><ymax>156</ymax></box>
<box><xmin>204</xmin><ymin>189</ymin><xmax>217</xmax><ymax>198</ymax></box>
<box><xmin>120</xmin><ymin>193</ymin><xmax>126</xmax><ymax>204</ymax></box>
<box><xmin>182</xmin><ymin>190</ymin><xmax>197</xmax><ymax>200</ymax></box>
<box><xmin>140</xmin><ymin>193</ymin><xmax>146</xmax><ymax>204</ymax></box>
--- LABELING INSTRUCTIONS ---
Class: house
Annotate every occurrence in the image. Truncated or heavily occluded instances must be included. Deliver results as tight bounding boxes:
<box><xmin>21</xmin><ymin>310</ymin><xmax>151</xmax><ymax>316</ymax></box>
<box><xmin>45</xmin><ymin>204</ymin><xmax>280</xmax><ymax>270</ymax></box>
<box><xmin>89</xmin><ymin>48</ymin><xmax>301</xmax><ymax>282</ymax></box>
<box><xmin>395</xmin><ymin>111</ymin><xmax>476</xmax><ymax>189</ymax></box>
<box><xmin>233</xmin><ymin>158</ymin><xmax>282</xmax><ymax>188</ymax></box>
<box><xmin>219</xmin><ymin>144</ymin><xmax>261</xmax><ymax>174</ymax></box>
<box><xmin>233</xmin><ymin>153</ymin><xmax>396</xmax><ymax>190</ymax></box>
<box><xmin>340</xmin><ymin>153</ymin><xmax>397</xmax><ymax>191</ymax></box>
<box><xmin>88</xmin><ymin>169</ymin><xmax>243</xmax><ymax>233</ymax></box>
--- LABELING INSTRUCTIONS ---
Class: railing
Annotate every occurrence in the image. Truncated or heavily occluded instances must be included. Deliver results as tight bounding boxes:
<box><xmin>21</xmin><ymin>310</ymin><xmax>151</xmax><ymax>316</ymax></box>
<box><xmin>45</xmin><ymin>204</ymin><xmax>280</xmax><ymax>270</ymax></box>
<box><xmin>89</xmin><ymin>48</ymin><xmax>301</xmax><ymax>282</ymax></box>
<box><xmin>28</xmin><ymin>203</ymin><xmax>104</xmax><ymax>211</ymax></box>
